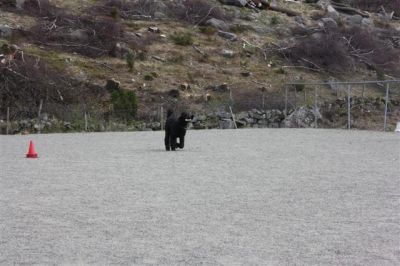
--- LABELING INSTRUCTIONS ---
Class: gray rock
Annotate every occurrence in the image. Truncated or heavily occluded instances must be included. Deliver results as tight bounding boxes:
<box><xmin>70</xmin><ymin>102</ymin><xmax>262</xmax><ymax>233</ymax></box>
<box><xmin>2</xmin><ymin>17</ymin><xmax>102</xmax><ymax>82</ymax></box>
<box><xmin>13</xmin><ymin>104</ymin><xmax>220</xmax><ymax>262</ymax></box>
<box><xmin>257</xmin><ymin>120</ymin><xmax>269</xmax><ymax>127</ymax></box>
<box><xmin>361</xmin><ymin>18</ymin><xmax>373</xmax><ymax>27</ymax></box>
<box><xmin>206</xmin><ymin>18</ymin><xmax>229</xmax><ymax>31</ymax></box>
<box><xmin>235</xmin><ymin>120</ymin><xmax>246</xmax><ymax>128</ymax></box>
<box><xmin>198</xmin><ymin>115</ymin><xmax>207</xmax><ymax>121</ymax></box>
<box><xmin>274</xmin><ymin>26</ymin><xmax>293</xmax><ymax>37</ymax></box>
<box><xmin>111</xmin><ymin>42</ymin><xmax>133</xmax><ymax>58</ymax></box>
<box><xmin>241</xmin><ymin>71</ymin><xmax>252</xmax><ymax>77</ymax></box>
<box><xmin>0</xmin><ymin>25</ymin><xmax>12</xmax><ymax>38</ymax></box>
<box><xmin>193</xmin><ymin>123</ymin><xmax>206</xmax><ymax>130</ymax></box>
<box><xmin>321</xmin><ymin>17</ymin><xmax>338</xmax><ymax>28</ymax></box>
<box><xmin>154</xmin><ymin>12</ymin><xmax>167</xmax><ymax>19</ymax></box>
<box><xmin>217</xmin><ymin>30</ymin><xmax>237</xmax><ymax>41</ymax></box>
<box><xmin>326</xmin><ymin>5</ymin><xmax>340</xmax><ymax>21</ymax></box>
<box><xmin>346</xmin><ymin>14</ymin><xmax>363</xmax><ymax>25</ymax></box>
<box><xmin>148</xmin><ymin>27</ymin><xmax>160</xmax><ymax>33</ymax></box>
<box><xmin>236</xmin><ymin>111</ymin><xmax>249</xmax><ymax>121</ymax></box>
<box><xmin>266</xmin><ymin>109</ymin><xmax>284</xmax><ymax>123</ymax></box>
<box><xmin>221</xmin><ymin>49</ymin><xmax>234</xmax><ymax>58</ymax></box>
<box><xmin>40</xmin><ymin>113</ymin><xmax>49</xmax><ymax>122</ymax></box>
<box><xmin>63</xmin><ymin>122</ymin><xmax>73</xmax><ymax>130</ymax></box>
<box><xmin>294</xmin><ymin>16</ymin><xmax>306</xmax><ymax>26</ymax></box>
<box><xmin>253</xmin><ymin>113</ymin><xmax>265</xmax><ymax>120</ymax></box>
<box><xmin>317</xmin><ymin>0</ymin><xmax>330</xmax><ymax>9</ymax></box>
<box><xmin>240</xmin><ymin>13</ymin><xmax>259</xmax><ymax>21</ymax></box>
<box><xmin>149</xmin><ymin>122</ymin><xmax>161</xmax><ymax>131</ymax></box>
<box><xmin>283</xmin><ymin>106</ymin><xmax>321</xmax><ymax>128</ymax></box>
<box><xmin>19</xmin><ymin>119</ymin><xmax>32</xmax><ymax>129</ymax></box>
<box><xmin>219</xmin><ymin>119</ymin><xmax>235</xmax><ymax>129</ymax></box>
<box><xmin>69</xmin><ymin>29</ymin><xmax>89</xmax><ymax>42</ymax></box>
<box><xmin>216</xmin><ymin>110</ymin><xmax>231</xmax><ymax>119</ymax></box>
<box><xmin>218</xmin><ymin>0</ymin><xmax>247</xmax><ymax>7</ymax></box>
<box><xmin>253</xmin><ymin>26</ymin><xmax>275</xmax><ymax>35</ymax></box>
<box><xmin>244</xmin><ymin>117</ymin><xmax>254</xmax><ymax>124</ymax></box>
<box><xmin>311</xmin><ymin>32</ymin><xmax>323</xmax><ymax>40</ymax></box>
<box><xmin>210</xmin><ymin>83</ymin><xmax>229</xmax><ymax>92</ymax></box>
<box><xmin>16</xmin><ymin>0</ymin><xmax>25</xmax><ymax>9</ymax></box>
<box><xmin>269</xmin><ymin>122</ymin><xmax>281</xmax><ymax>128</ymax></box>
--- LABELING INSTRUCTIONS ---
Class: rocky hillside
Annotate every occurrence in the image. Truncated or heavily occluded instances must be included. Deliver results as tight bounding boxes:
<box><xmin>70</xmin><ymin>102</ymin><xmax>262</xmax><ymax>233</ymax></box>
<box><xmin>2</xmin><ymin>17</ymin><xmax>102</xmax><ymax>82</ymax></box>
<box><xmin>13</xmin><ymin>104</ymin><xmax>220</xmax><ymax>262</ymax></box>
<box><xmin>0</xmin><ymin>0</ymin><xmax>399</xmax><ymax>133</ymax></box>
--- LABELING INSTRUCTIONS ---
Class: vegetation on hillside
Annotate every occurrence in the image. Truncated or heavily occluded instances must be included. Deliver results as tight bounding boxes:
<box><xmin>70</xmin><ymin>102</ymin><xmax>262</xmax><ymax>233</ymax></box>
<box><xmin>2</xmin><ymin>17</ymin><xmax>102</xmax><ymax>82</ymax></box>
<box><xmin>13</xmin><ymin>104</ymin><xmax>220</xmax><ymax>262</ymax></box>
<box><xmin>1</xmin><ymin>0</ymin><xmax>399</xmax><ymax>133</ymax></box>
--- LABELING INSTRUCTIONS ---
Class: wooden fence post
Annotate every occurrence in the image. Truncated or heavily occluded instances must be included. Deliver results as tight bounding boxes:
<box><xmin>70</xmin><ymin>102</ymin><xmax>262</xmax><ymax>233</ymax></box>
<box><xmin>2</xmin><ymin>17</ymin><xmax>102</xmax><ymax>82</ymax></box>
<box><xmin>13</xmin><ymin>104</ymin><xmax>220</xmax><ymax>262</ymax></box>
<box><xmin>6</xmin><ymin>107</ymin><xmax>10</xmax><ymax>135</ymax></box>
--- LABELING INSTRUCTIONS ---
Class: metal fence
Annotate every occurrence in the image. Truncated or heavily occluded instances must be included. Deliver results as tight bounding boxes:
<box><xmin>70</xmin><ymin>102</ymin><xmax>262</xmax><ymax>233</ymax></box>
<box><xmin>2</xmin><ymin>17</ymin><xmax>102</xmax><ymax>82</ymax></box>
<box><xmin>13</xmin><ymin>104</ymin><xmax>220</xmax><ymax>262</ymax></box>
<box><xmin>1</xmin><ymin>80</ymin><xmax>399</xmax><ymax>134</ymax></box>
<box><xmin>282</xmin><ymin>80</ymin><xmax>400</xmax><ymax>131</ymax></box>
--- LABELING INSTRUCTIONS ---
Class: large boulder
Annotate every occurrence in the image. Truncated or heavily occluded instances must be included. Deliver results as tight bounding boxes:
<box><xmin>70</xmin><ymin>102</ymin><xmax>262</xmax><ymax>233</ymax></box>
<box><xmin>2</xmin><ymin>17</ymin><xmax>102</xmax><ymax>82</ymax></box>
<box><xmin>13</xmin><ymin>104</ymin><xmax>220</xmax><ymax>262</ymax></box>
<box><xmin>69</xmin><ymin>29</ymin><xmax>89</xmax><ymax>42</ymax></box>
<box><xmin>16</xmin><ymin>0</ymin><xmax>25</xmax><ymax>9</ymax></box>
<box><xmin>219</xmin><ymin>119</ymin><xmax>235</xmax><ymax>129</ymax></box>
<box><xmin>217</xmin><ymin>30</ymin><xmax>237</xmax><ymax>41</ymax></box>
<box><xmin>345</xmin><ymin>14</ymin><xmax>363</xmax><ymax>26</ymax></box>
<box><xmin>0</xmin><ymin>25</ymin><xmax>12</xmax><ymax>38</ymax></box>
<box><xmin>206</xmin><ymin>18</ymin><xmax>229</xmax><ymax>31</ymax></box>
<box><xmin>284</xmin><ymin>106</ymin><xmax>321</xmax><ymax>128</ymax></box>
<box><xmin>266</xmin><ymin>109</ymin><xmax>285</xmax><ymax>123</ymax></box>
<box><xmin>326</xmin><ymin>5</ymin><xmax>340</xmax><ymax>21</ymax></box>
<box><xmin>321</xmin><ymin>17</ymin><xmax>338</xmax><ymax>28</ymax></box>
<box><xmin>221</xmin><ymin>49</ymin><xmax>234</xmax><ymax>58</ymax></box>
<box><xmin>218</xmin><ymin>0</ymin><xmax>247</xmax><ymax>7</ymax></box>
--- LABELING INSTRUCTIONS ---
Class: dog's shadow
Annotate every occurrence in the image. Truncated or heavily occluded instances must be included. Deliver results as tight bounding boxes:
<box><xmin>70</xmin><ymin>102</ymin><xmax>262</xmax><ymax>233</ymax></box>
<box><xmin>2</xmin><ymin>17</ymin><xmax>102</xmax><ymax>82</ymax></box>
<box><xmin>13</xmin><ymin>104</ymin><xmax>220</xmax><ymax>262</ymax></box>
<box><xmin>148</xmin><ymin>148</ymin><xmax>197</xmax><ymax>153</ymax></box>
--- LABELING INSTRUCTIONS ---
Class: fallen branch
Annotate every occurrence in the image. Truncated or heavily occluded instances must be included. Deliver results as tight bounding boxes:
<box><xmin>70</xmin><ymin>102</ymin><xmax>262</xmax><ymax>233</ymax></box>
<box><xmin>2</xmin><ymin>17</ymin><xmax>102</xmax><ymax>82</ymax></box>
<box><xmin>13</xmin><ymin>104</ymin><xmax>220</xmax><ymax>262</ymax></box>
<box><xmin>2</xmin><ymin>67</ymin><xmax>32</xmax><ymax>80</ymax></box>
<box><xmin>192</xmin><ymin>45</ymin><xmax>206</xmax><ymax>56</ymax></box>
<box><xmin>152</xmin><ymin>55</ymin><xmax>165</xmax><ymax>62</ymax></box>
<box><xmin>331</xmin><ymin>1</ymin><xmax>369</xmax><ymax>17</ymax></box>
<box><xmin>300</xmin><ymin>57</ymin><xmax>322</xmax><ymax>71</ymax></box>
<box><xmin>241</xmin><ymin>38</ymin><xmax>267</xmax><ymax>61</ymax></box>
<box><xmin>282</xmin><ymin>65</ymin><xmax>322</xmax><ymax>72</ymax></box>
<box><xmin>267</xmin><ymin>2</ymin><xmax>301</xmax><ymax>17</ymax></box>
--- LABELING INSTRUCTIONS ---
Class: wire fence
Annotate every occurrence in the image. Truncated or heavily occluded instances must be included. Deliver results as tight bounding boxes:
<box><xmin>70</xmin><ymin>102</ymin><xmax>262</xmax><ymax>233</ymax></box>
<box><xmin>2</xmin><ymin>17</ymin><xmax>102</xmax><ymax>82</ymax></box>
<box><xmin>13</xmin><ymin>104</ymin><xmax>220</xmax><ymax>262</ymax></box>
<box><xmin>1</xmin><ymin>80</ymin><xmax>399</xmax><ymax>134</ymax></box>
<box><xmin>282</xmin><ymin>80</ymin><xmax>400</xmax><ymax>131</ymax></box>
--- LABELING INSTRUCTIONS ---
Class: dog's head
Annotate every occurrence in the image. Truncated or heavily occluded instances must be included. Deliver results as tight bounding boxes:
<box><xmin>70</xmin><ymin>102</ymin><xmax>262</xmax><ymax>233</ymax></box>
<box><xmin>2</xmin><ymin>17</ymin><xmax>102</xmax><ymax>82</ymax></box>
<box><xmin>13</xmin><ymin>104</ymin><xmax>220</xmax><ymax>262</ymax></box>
<box><xmin>178</xmin><ymin>112</ymin><xmax>194</xmax><ymax>127</ymax></box>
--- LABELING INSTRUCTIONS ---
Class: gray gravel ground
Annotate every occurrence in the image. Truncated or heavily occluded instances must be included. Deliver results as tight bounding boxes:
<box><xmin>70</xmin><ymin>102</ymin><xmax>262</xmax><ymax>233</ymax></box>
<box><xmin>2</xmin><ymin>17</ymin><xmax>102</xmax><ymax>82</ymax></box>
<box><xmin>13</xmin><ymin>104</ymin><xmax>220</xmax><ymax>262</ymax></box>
<box><xmin>0</xmin><ymin>129</ymin><xmax>399</xmax><ymax>265</ymax></box>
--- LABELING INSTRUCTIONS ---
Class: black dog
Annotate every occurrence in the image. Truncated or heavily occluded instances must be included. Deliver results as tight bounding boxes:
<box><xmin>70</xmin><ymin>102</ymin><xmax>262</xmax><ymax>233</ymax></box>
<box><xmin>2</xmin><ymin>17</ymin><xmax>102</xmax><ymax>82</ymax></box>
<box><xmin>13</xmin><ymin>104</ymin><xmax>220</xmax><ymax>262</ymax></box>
<box><xmin>164</xmin><ymin>111</ymin><xmax>193</xmax><ymax>151</ymax></box>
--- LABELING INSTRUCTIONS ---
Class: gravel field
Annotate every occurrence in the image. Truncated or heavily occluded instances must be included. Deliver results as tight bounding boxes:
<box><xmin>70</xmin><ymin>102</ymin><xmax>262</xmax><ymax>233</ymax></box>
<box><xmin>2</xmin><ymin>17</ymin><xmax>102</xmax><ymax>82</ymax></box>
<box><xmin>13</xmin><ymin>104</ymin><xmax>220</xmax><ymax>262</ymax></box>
<box><xmin>0</xmin><ymin>129</ymin><xmax>399</xmax><ymax>265</ymax></box>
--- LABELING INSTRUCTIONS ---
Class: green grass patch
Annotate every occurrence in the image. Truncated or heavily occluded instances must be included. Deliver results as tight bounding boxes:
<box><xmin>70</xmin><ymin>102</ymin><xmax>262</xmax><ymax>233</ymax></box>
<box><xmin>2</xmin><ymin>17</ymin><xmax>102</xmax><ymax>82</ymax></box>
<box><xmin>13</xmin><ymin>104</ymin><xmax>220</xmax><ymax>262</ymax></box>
<box><xmin>170</xmin><ymin>31</ymin><xmax>193</xmax><ymax>46</ymax></box>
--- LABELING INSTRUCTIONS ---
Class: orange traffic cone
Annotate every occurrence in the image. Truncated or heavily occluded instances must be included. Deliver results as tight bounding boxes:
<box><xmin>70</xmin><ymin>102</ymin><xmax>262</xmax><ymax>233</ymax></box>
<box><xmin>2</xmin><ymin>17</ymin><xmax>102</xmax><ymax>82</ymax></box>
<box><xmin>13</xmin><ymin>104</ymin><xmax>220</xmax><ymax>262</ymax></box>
<box><xmin>26</xmin><ymin>141</ymin><xmax>38</xmax><ymax>158</ymax></box>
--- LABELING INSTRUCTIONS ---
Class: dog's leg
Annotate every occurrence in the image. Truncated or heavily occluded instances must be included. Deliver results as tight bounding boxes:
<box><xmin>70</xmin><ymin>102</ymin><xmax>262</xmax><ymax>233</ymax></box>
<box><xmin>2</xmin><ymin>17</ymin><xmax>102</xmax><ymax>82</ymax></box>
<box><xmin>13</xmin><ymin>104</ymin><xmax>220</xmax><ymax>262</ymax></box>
<box><xmin>178</xmin><ymin>136</ymin><xmax>185</xmax><ymax>149</ymax></box>
<box><xmin>170</xmin><ymin>135</ymin><xmax>177</xmax><ymax>151</ymax></box>
<box><xmin>165</xmin><ymin>129</ymin><xmax>170</xmax><ymax>151</ymax></box>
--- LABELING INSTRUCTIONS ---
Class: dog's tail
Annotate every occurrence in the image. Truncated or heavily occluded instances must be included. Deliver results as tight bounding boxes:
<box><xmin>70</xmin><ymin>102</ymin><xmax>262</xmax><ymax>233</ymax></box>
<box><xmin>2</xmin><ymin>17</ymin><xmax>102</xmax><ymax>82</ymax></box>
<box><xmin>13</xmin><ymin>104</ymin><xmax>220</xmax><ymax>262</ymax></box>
<box><xmin>167</xmin><ymin>109</ymin><xmax>174</xmax><ymax>118</ymax></box>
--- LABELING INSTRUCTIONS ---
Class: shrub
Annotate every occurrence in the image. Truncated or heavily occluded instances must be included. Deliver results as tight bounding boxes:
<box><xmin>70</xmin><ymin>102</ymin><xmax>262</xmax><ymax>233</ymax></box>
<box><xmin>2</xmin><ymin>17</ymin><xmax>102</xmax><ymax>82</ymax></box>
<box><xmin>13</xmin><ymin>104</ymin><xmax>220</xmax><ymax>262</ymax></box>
<box><xmin>143</xmin><ymin>74</ymin><xmax>154</xmax><ymax>81</ymax></box>
<box><xmin>126</xmin><ymin>52</ymin><xmax>135</xmax><ymax>72</ymax></box>
<box><xmin>0</xmin><ymin>0</ymin><xmax>16</xmax><ymax>7</ymax></box>
<box><xmin>350</xmin><ymin>0</ymin><xmax>400</xmax><ymax>15</ymax></box>
<box><xmin>20</xmin><ymin>0</ymin><xmax>54</xmax><ymax>16</ymax></box>
<box><xmin>0</xmin><ymin>51</ymin><xmax>107</xmax><ymax>120</ymax></box>
<box><xmin>111</xmin><ymin>90</ymin><xmax>138</xmax><ymax>120</ymax></box>
<box><xmin>342</xmin><ymin>27</ymin><xmax>400</xmax><ymax>77</ymax></box>
<box><xmin>90</xmin><ymin>0</ymin><xmax>158</xmax><ymax>18</ymax></box>
<box><xmin>270</xmin><ymin>15</ymin><xmax>280</xmax><ymax>25</ymax></box>
<box><xmin>294</xmin><ymin>81</ymin><xmax>305</xmax><ymax>92</ymax></box>
<box><xmin>279</xmin><ymin>26</ymin><xmax>400</xmax><ymax>76</ymax></box>
<box><xmin>167</xmin><ymin>0</ymin><xmax>233</xmax><ymax>25</ymax></box>
<box><xmin>24</xmin><ymin>2</ymin><xmax>157</xmax><ymax>58</ymax></box>
<box><xmin>110</xmin><ymin>6</ymin><xmax>120</xmax><ymax>19</ymax></box>
<box><xmin>284</xmin><ymin>31</ymin><xmax>352</xmax><ymax>73</ymax></box>
<box><xmin>199</xmin><ymin>26</ymin><xmax>217</xmax><ymax>35</ymax></box>
<box><xmin>230</xmin><ymin>24</ymin><xmax>252</xmax><ymax>33</ymax></box>
<box><xmin>170</xmin><ymin>31</ymin><xmax>193</xmax><ymax>46</ymax></box>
